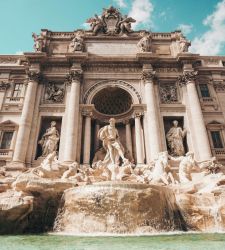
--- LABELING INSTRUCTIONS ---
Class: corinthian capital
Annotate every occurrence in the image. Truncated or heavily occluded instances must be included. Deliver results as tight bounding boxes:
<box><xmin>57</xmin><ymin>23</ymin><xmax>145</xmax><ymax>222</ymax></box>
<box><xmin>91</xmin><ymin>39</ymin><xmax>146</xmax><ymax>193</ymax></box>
<box><xmin>27</xmin><ymin>70</ymin><xmax>41</xmax><ymax>82</ymax></box>
<box><xmin>177</xmin><ymin>70</ymin><xmax>198</xmax><ymax>86</ymax></box>
<box><xmin>141</xmin><ymin>70</ymin><xmax>156</xmax><ymax>82</ymax></box>
<box><xmin>67</xmin><ymin>69</ymin><xmax>83</xmax><ymax>84</ymax></box>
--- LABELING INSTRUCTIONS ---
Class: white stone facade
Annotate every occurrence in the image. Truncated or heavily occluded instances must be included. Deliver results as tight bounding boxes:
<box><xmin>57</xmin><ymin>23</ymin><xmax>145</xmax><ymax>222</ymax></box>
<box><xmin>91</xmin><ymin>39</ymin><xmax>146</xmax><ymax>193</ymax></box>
<box><xmin>0</xmin><ymin>8</ymin><xmax>225</xmax><ymax>168</ymax></box>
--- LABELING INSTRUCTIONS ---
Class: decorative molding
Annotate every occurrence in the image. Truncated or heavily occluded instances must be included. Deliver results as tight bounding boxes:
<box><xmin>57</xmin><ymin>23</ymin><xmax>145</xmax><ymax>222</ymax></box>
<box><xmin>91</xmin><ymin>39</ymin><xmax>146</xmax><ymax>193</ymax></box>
<box><xmin>177</xmin><ymin>71</ymin><xmax>198</xmax><ymax>86</ymax></box>
<box><xmin>86</xmin><ymin>6</ymin><xmax>136</xmax><ymax>36</ymax></box>
<box><xmin>213</xmin><ymin>81</ymin><xmax>225</xmax><ymax>92</ymax></box>
<box><xmin>66</xmin><ymin>70</ymin><xmax>83</xmax><ymax>83</ymax></box>
<box><xmin>27</xmin><ymin>70</ymin><xmax>41</xmax><ymax>82</ymax></box>
<box><xmin>83</xmin><ymin>80</ymin><xmax>142</xmax><ymax>104</ymax></box>
<box><xmin>84</xmin><ymin>64</ymin><xmax>142</xmax><ymax>73</ymax></box>
<box><xmin>141</xmin><ymin>70</ymin><xmax>156</xmax><ymax>82</ymax></box>
<box><xmin>0</xmin><ymin>81</ymin><xmax>10</xmax><ymax>91</ymax></box>
<box><xmin>159</xmin><ymin>83</ymin><xmax>178</xmax><ymax>104</ymax></box>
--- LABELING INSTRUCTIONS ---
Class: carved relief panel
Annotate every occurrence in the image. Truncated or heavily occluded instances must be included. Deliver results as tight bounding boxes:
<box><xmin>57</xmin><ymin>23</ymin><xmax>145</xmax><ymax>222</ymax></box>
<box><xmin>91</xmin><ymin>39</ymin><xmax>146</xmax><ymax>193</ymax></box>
<box><xmin>159</xmin><ymin>83</ymin><xmax>179</xmax><ymax>104</ymax></box>
<box><xmin>43</xmin><ymin>82</ymin><xmax>65</xmax><ymax>104</ymax></box>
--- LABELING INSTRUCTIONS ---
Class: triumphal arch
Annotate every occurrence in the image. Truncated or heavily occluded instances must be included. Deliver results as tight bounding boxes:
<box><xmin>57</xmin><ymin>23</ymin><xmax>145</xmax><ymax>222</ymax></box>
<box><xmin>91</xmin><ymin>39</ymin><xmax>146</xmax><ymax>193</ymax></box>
<box><xmin>0</xmin><ymin>6</ymin><xmax>225</xmax><ymax>169</ymax></box>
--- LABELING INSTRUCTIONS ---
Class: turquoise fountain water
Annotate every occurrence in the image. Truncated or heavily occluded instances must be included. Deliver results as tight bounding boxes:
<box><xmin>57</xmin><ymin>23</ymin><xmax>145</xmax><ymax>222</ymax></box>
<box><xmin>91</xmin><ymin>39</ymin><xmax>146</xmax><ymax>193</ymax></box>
<box><xmin>0</xmin><ymin>233</ymin><xmax>225</xmax><ymax>250</ymax></box>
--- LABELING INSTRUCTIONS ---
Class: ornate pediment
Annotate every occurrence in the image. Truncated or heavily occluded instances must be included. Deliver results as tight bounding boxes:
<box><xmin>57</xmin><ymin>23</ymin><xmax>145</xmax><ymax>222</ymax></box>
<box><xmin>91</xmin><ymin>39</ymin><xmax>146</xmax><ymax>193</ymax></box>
<box><xmin>86</xmin><ymin>6</ymin><xmax>136</xmax><ymax>36</ymax></box>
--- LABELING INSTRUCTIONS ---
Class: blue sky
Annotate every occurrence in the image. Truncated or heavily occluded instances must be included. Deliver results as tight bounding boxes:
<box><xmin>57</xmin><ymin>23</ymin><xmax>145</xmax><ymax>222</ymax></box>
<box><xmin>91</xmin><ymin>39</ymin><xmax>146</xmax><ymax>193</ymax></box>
<box><xmin>1</xmin><ymin>0</ymin><xmax>225</xmax><ymax>55</ymax></box>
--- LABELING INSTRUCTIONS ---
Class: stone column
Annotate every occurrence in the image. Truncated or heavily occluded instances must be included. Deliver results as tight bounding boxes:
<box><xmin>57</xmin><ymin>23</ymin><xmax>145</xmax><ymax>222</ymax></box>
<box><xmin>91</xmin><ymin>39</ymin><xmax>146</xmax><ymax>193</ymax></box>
<box><xmin>142</xmin><ymin>65</ymin><xmax>161</xmax><ymax>160</ymax></box>
<box><xmin>83</xmin><ymin>111</ymin><xmax>92</xmax><ymax>165</ymax></box>
<box><xmin>63</xmin><ymin>68</ymin><xmax>82</xmax><ymax>163</ymax></box>
<box><xmin>134</xmin><ymin>112</ymin><xmax>144</xmax><ymax>164</ymax></box>
<box><xmin>179</xmin><ymin>70</ymin><xmax>212</xmax><ymax>160</ymax></box>
<box><xmin>94</xmin><ymin>121</ymin><xmax>100</xmax><ymax>152</ymax></box>
<box><xmin>124</xmin><ymin>119</ymin><xmax>133</xmax><ymax>158</ymax></box>
<box><xmin>13</xmin><ymin>71</ymin><xmax>40</xmax><ymax>166</ymax></box>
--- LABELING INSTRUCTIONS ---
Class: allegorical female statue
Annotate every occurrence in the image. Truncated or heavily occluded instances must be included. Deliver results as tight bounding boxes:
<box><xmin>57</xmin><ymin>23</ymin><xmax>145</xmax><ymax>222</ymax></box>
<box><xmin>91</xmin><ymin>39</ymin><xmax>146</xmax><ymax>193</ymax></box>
<box><xmin>38</xmin><ymin>121</ymin><xmax>60</xmax><ymax>157</ymax></box>
<box><xmin>166</xmin><ymin>120</ymin><xmax>187</xmax><ymax>156</ymax></box>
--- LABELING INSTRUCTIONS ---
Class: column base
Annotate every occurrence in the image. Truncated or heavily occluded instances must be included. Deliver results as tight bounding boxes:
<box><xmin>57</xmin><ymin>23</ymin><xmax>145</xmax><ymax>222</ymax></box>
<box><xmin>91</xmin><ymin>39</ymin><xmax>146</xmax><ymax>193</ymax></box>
<box><xmin>5</xmin><ymin>161</ymin><xmax>27</xmax><ymax>171</ymax></box>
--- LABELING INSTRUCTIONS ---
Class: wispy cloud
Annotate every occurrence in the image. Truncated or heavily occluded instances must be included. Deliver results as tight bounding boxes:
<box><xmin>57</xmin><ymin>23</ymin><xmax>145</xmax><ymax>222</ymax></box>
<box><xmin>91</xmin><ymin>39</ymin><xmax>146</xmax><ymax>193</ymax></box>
<box><xmin>113</xmin><ymin>0</ymin><xmax>127</xmax><ymax>8</ymax></box>
<box><xmin>128</xmin><ymin>0</ymin><xmax>154</xmax><ymax>29</ymax></box>
<box><xmin>15</xmin><ymin>51</ymin><xmax>24</xmax><ymax>55</ymax></box>
<box><xmin>177</xmin><ymin>23</ymin><xmax>193</xmax><ymax>35</ymax></box>
<box><xmin>191</xmin><ymin>0</ymin><xmax>225</xmax><ymax>55</ymax></box>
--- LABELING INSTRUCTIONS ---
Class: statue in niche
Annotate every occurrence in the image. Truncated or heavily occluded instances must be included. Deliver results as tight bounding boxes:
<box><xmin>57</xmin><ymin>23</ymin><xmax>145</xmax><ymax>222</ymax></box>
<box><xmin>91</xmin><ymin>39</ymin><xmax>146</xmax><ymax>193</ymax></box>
<box><xmin>45</xmin><ymin>83</ymin><xmax>65</xmax><ymax>103</ymax></box>
<box><xmin>38</xmin><ymin>121</ymin><xmax>60</xmax><ymax>157</ymax></box>
<box><xmin>166</xmin><ymin>120</ymin><xmax>187</xmax><ymax>156</ymax></box>
<box><xmin>170</xmin><ymin>151</ymin><xmax>200</xmax><ymax>183</ymax></box>
<box><xmin>86</xmin><ymin>15</ymin><xmax>105</xmax><ymax>35</ymax></box>
<box><xmin>98</xmin><ymin>118</ymin><xmax>129</xmax><ymax>167</ymax></box>
<box><xmin>69</xmin><ymin>32</ymin><xmax>85</xmax><ymax>52</ymax></box>
<box><xmin>137</xmin><ymin>32</ymin><xmax>152</xmax><ymax>52</ymax></box>
<box><xmin>32</xmin><ymin>32</ymin><xmax>45</xmax><ymax>52</ymax></box>
<box><xmin>179</xmin><ymin>35</ymin><xmax>191</xmax><ymax>53</ymax></box>
<box><xmin>118</xmin><ymin>15</ymin><xmax>136</xmax><ymax>35</ymax></box>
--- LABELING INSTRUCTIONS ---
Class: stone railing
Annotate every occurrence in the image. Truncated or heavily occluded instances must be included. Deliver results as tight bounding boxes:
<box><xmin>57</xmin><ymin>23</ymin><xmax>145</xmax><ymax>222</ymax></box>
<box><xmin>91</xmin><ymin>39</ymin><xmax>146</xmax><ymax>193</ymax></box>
<box><xmin>201</xmin><ymin>97</ymin><xmax>214</xmax><ymax>102</ymax></box>
<box><xmin>212</xmin><ymin>148</ymin><xmax>225</xmax><ymax>157</ymax></box>
<box><xmin>0</xmin><ymin>149</ymin><xmax>13</xmax><ymax>158</ymax></box>
<box><xmin>5</xmin><ymin>97</ymin><xmax>24</xmax><ymax>104</ymax></box>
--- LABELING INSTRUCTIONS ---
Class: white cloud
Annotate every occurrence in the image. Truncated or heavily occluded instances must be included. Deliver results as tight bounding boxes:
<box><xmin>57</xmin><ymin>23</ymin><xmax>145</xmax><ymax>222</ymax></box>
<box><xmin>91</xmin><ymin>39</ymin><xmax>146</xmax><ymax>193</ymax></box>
<box><xmin>82</xmin><ymin>23</ymin><xmax>90</xmax><ymax>30</ymax></box>
<box><xmin>15</xmin><ymin>51</ymin><xmax>24</xmax><ymax>55</ymax></box>
<box><xmin>177</xmin><ymin>24</ymin><xmax>193</xmax><ymax>35</ymax></box>
<box><xmin>191</xmin><ymin>0</ymin><xmax>225</xmax><ymax>55</ymax></box>
<box><xmin>128</xmin><ymin>0</ymin><xmax>154</xmax><ymax>29</ymax></box>
<box><xmin>113</xmin><ymin>0</ymin><xmax>127</xmax><ymax>8</ymax></box>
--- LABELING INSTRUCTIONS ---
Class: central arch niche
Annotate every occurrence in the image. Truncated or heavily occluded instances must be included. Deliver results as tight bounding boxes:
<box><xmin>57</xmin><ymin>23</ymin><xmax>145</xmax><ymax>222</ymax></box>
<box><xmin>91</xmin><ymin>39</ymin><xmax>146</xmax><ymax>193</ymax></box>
<box><xmin>92</xmin><ymin>87</ymin><xmax>132</xmax><ymax>115</ymax></box>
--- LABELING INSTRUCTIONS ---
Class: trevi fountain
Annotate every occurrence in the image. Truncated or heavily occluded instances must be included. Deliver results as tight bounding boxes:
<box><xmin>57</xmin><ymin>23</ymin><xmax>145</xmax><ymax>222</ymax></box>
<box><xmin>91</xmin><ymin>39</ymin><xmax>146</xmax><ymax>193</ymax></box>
<box><xmin>0</xmin><ymin>5</ymin><xmax>225</xmax><ymax>250</ymax></box>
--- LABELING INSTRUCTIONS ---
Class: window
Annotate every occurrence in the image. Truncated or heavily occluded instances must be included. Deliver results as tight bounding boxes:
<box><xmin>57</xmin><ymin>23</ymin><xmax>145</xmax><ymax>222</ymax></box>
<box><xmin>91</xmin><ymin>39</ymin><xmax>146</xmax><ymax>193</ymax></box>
<box><xmin>211</xmin><ymin>131</ymin><xmax>223</xmax><ymax>148</ymax></box>
<box><xmin>199</xmin><ymin>84</ymin><xmax>210</xmax><ymax>98</ymax></box>
<box><xmin>0</xmin><ymin>131</ymin><xmax>13</xmax><ymax>149</ymax></box>
<box><xmin>12</xmin><ymin>83</ymin><xmax>23</xmax><ymax>97</ymax></box>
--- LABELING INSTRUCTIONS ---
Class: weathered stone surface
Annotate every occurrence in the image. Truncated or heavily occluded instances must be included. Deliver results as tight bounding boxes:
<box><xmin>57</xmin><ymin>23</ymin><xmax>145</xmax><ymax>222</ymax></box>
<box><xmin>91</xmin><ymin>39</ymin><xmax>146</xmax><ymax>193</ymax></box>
<box><xmin>13</xmin><ymin>172</ymin><xmax>76</xmax><ymax>195</ymax></box>
<box><xmin>0</xmin><ymin>190</ymin><xmax>33</xmax><ymax>234</ymax></box>
<box><xmin>54</xmin><ymin>181</ymin><xmax>186</xmax><ymax>234</ymax></box>
<box><xmin>175</xmin><ymin>192</ymin><xmax>225</xmax><ymax>231</ymax></box>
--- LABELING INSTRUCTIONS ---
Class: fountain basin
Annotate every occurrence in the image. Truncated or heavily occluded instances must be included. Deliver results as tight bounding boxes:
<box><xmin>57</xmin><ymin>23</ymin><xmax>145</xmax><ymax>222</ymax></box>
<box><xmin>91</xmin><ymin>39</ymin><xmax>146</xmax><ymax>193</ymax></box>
<box><xmin>54</xmin><ymin>181</ymin><xmax>186</xmax><ymax>234</ymax></box>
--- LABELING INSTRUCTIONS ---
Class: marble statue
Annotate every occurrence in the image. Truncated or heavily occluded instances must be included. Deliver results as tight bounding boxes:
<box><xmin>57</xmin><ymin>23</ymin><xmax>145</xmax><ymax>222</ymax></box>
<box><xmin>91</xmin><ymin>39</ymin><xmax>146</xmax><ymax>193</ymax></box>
<box><xmin>166</xmin><ymin>120</ymin><xmax>187</xmax><ymax>156</ymax></box>
<box><xmin>86</xmin><ymin>15</ymin><xmax>105</xmax><ymax>35</ymax></box>
<box><xmin>32</xmin><ymin>32</ymin><xmax>45</xmax><ymax>52</ymax></box>
<box><xmin>92</xmin><ymin>147</ymin><xmax>106</xmax><ymax>168</ymax></box>
<box><xmin>69</xmin><ymin>32</ymin><xmax>85</xmax><ymax>52</ymax></box>
<box><xmin>86</xmin><ymin>6</ymin><xmax>135</xmax><ymax>36</ymax></box>
<box><xmin>150</xmin><ymin>151</ymin><xmax>175</xmax><ymax>185</ymax></box>
<box><xmin>171</xmin><ymin>151</ymin><xmax>200</xmax><ymax>183</ymax></box>
<box><xmin>38</xmin><ymin>121</ymin><xmax>60</xmax><ymax>157</ymax></box>
<box><xmin>45</xmin><ymin>83</ymin><xmax>65</xmax><ymax>103</ymax></box>
<box><xmin>137</xmin><ymin>32</ymin><xmax>152</xmax><ymax>52</ymax></box>
<box><xmin>118</xmin><ymin>15</ymin><xmax>136</xmax><ymax>35</ymax></box>
<box><xmin>179</xmin><ymin>35</ymin><xmax>191</xmax><ymax>53</ymax></box>
<box><xmin>98</xmin><ymin>118</ymin><xmax>129</xmax><ymax>167</ymax></box>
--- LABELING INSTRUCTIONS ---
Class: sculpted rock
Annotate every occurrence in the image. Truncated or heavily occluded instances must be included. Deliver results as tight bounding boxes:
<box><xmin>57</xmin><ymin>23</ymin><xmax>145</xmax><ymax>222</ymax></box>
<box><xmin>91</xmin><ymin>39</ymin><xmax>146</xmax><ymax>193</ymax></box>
<box><xmin>54</xmin><ymin>182</ymin><xmax>186</xmax><ymax>234</ymax></box>
<box><xmin>0</xmin><ymin>190</ymin><xmax>34</xmax><ymax>234</ymax></box>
